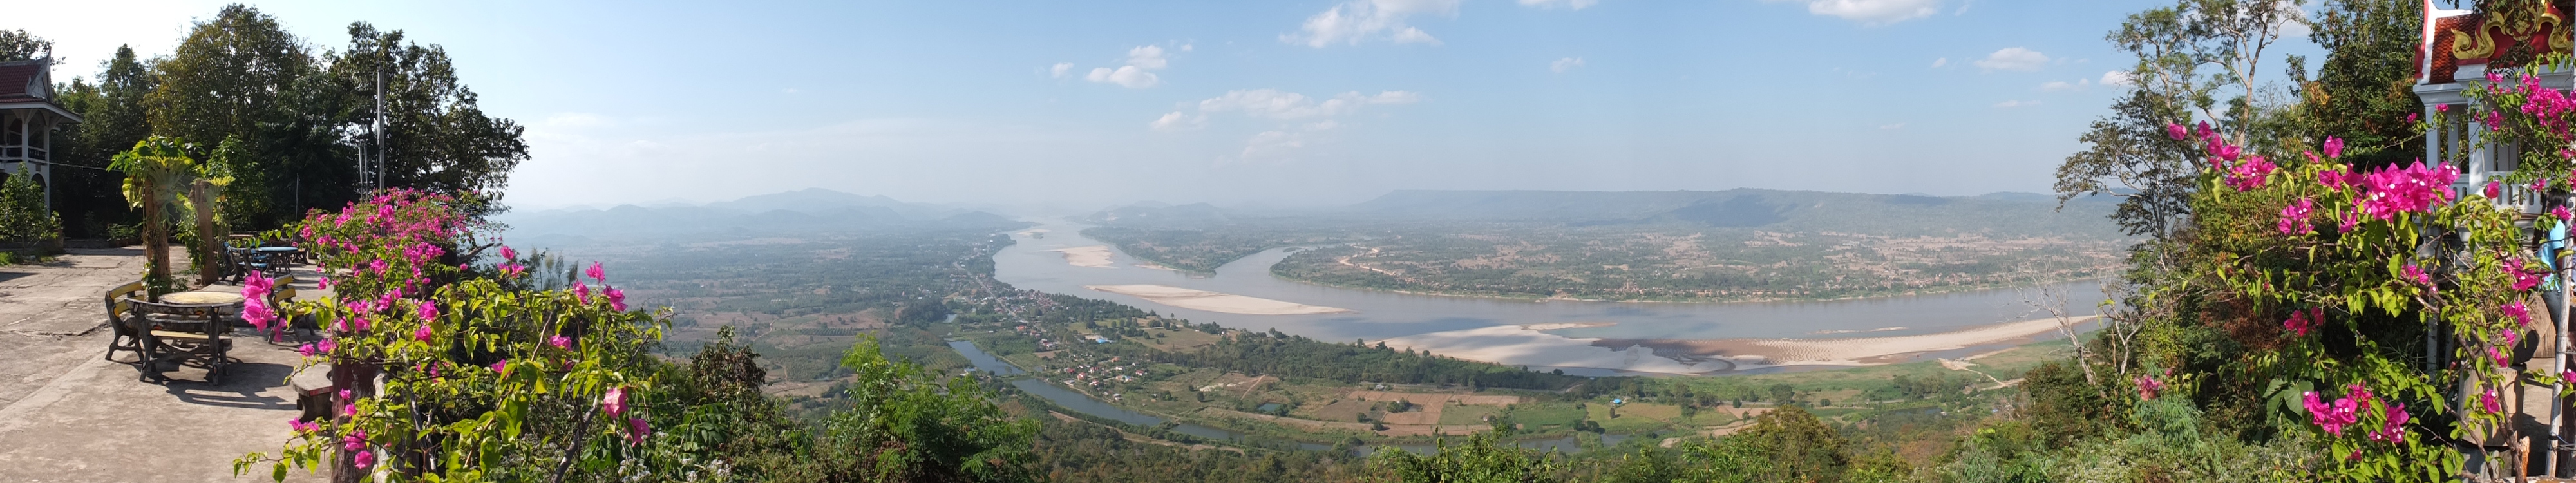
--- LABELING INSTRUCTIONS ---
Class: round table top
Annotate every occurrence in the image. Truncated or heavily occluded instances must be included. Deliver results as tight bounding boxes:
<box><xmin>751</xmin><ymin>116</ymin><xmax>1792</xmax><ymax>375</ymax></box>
<box><xmin>160</xmin><ymin>291</ymin><xmax>247</xmax><ymax>306</ymax></box>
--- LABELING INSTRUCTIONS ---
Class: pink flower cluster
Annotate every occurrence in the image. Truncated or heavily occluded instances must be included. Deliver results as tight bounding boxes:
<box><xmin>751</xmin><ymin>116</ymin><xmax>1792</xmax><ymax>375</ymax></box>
<box><xmin>239</xmin><ymin>272</ymin><xmax>279</xmax><ymax>334</ymax></box>
<box><xmin>2305</xmin><ymin>384</ymin><xmax>2406</xmax><ymax>442</ymax></box>
<box><xmin>2507</xmin><ymin>257</ymin><xmax>2545</xmax><ymax>292</ymax></box>
<box><xmin>2278</xmin><ymin>198</ymin><xmax>2314</xmax><ymax>235</ymax></box>
<box><xmin>2135</xmin><ymin>375</ymin><xmax>2165</xmax><ymax>399</ymax></box>
<box><xmin>2168</xmin><ymin>121</ymin><xmax>2273</xmax><ymax>191</ymax></box>
<box><xmin>2284</xmin><ymin>307</ymin><xmax>2323</xmax><ymax>337</ymax></box>
<box><xmin>2356</xmin><ymin>161</ymin><xmax>2461</xmax><ymax>221</ymax></box>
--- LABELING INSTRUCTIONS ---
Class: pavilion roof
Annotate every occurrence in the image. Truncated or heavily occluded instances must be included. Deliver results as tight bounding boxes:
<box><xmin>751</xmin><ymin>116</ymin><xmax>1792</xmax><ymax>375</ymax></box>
<box><xmin>0</xmin><ymin>59</ymin><xmax>79</xmax><ymax>122</ymax></box>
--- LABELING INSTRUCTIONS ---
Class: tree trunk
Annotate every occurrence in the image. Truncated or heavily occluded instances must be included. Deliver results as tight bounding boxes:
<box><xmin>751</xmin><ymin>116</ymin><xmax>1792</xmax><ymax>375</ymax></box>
<box><xmin>142</xmin><ymin>180</ymin><xmax>167</xmax><ymax>299</ymax></box>
<box><xmin>191</xmin><ymin>182</ymin><xmax>217</xmax><ymax>286</ymax></box>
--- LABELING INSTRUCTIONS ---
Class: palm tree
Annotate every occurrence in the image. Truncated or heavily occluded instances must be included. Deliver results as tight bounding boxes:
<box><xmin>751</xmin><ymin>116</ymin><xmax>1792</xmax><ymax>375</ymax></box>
<box><xmin>107</xmin><ymin>136</ymin><xmax>231</xmax><ymax>296</ymax></box>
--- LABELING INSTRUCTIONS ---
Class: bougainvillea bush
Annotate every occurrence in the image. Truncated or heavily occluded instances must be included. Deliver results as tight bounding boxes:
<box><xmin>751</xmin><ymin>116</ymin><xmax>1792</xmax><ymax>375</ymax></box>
<box><xmin>2130</xmin><ymin>65</ymin><xmax>2576</xmax><ymax>481</ymax></box>
<box><xmin>233</xmin><ymin>190</ymin><xmax>688</xmax><ymax>481</ymax></box>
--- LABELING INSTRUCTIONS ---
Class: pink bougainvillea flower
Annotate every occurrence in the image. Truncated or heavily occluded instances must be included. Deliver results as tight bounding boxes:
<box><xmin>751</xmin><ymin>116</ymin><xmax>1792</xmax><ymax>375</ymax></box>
<box><xmin>417</xmin><ymin>302</ymin><xmax>439</xmax><ymax>321</ymax></box>
<box><xmin>574</xmin><ymin>282</ymin><xmax>592</xmax><ymax>305</ymax></box>
<box><xmin>2486</xmin><ymin>181</ymin><xmax>2503</xmax><ymax>199</ymax></box>
<box><xmin>2165</xmin><ymin>122</ymin><xmax>2188</xmax><ymax>140</ymax></box>
<box><xmin>2359</xmin><ymin>161</ymin><xmax>2461</xmax><ymax>221</ymax></box>
<box><xmin>2134</xmin><ymin>375</ymin><xmax>2163</xmax><ymax>399</ymax></box>
<box><xmin>2222</xmin><ymin>155</ymin><xmax>2275</xmax><ymax>191</ymax></box>
<box><xmin>2284</xmin><ymin>308</ymin><xmax>2319</xmax><ymax>337</ymax></box>
<box><xmin>297</xmin><ymin>343</ymin><xmax>317</xmax><ymax>357</ymax></box>
<box><xmin>341</xmin><ymin>430</ymin><xmax>368</xmax><ymax>451</ymax></box>
<box><xmin>353</xmin><ymin>450</ymin><xmax>374</xmax><ymax>469</ymax></box>
<box><xmin>550</xmin><ymin>336</ymin><xmax>573</xmax><ymax>350</ymax></box>
<box><xmin>2490</xmin><ymin>346</ymin><xmax>2509</xmax><ymax>366</ymax></box>
<box><xmin>2278</xmin><ymin>198</ymin><xmax>2313</xmax><ymax>235</ymax></box>
<box><xmin>500</xmin><ymin>245</ymin><xmax>517</xmax><ymax>260</ymax></box>
<box><xmin>2408</xmin><ymin>112</ymin><xmax>2421</xmax><ymax>124</ymax></box>
<box><xmin>586</xmin><ymin>261</ymin><xmax>607</xmax><ymax>282</ymax></box>
<box><xmin>288</xmin><ymin>420</ymin><xmax>320</xmax><ymax>433</ymax></box>
<box><xmin>605</xmin><ymin>287</ymin><xmax>627</xmax><ymax>312</ymax></box>
<box><xmin>414</xmin><ymin>323</ymin><xmax>434</xmax><ymax>343</ymax></box>
<box><xmin>316</xmin><ymin>276</ymin><xmax>331</xmax><ymax>290</ymax></box>
<box><xmin>2304</xmin><ymin>392</ymin><xmax>2347</xmax><ymax>435</ymax></box>
<box><xmin>2322</xmin><ymin>137</ymin><xmax>2344</xmax><ymax>159</ymax></box>
<box><xmin>2371</xmin><ymin>402</ymin><xmax>2409</xmax><ymax>442</ymax></box>
<box><xmin>491</xmin><ymin>359</ymin><xmax>508</xmax><ymax>374</ymax></box>
<box><xmin>2555</xmin><ymin>205</ymin><xmax>2573</xmax><ymax>222</ymax></box>
<box><xmin>627</xmin><ymin>417</ymin><xmax>651</xmax><ymax>445</ymax></box>
<box><xmin>500</xmin><ymin>263</ymin><xmax>526</xmax><ymax>279</ymax></box>
<box><xmin>2509</xmin><ymin>258</ymin><xmax>2544</xmax><ymax>292</ymax></box>
<box><xmin>2402</xmin><ymin>264</ymin><xmax>2433</xmax><ymax>287</ymax></box>
<box><xmin>2483</xmin><ymin>388</ymin><xmax>2503</xmax><ymax>414</ymax></box>
<box><xmin>2439</xmin><ymin>104</ymin><xmax>2452</xmax><ymax>113</ymax></box>
<box><xmin>603</xmin><ymin>387</ymin><xmax>628</xmax><ymax>417</ymax></box>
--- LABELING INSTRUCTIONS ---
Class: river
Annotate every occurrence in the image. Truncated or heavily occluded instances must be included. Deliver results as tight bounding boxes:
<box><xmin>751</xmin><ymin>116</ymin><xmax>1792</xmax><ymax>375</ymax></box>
<box><xmin>992</xmin><ymin>222</ymin><xmax>2100</xmax><ymax>375</ymax></box>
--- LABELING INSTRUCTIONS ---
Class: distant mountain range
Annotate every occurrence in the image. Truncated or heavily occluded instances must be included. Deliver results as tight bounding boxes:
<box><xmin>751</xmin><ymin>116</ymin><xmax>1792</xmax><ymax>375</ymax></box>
<box><xmin>497</xmin><ymin>188</ymin><xmax>1025</xmax><ymax>245</ymax></box>
<box><xmin>1090</xmin><ymin>189</ymin><xmax>2121</xmax><ymax>239</ymax></box>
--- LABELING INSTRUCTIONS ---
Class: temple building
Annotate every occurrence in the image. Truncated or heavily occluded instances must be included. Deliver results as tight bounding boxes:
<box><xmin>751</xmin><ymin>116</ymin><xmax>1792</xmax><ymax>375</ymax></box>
<box><xmin>0</xmin><ymin>57</ymin><xmax>81</xmax><ymax>210</ymax></box>
<box><xmin>2414</xmin><ymin>0</ymin><xmax>2576</xmax><ymax>477</ymax></box>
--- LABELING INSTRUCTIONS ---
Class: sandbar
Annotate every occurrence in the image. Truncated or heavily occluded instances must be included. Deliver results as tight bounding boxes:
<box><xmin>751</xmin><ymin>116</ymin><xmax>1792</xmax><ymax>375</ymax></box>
<box><xmin>1372</xmin><ymin>323</ymin><xmax>1727</xmax><ymax>375</ymax></box>
<box><xmin>1046</xmin><ymin>246</ymin><xmax>1116</xmax><ymax>268</ymax></box>
<box><xmin>1593</xmin><ymin>316</ymin><xmax>2096</xmax><ymax>366</ymax></box>
<box><xmin>1085</xmin><ymin>285</ymin><xmax>1353</xmax><ymax>315</ymax></box>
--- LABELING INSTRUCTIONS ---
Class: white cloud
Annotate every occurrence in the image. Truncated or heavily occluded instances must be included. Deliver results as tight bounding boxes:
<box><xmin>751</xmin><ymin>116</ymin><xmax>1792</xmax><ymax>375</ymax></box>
<box><xmin>1518</xmin><ymin>0</ymin><xmax>1600</xmax><ymax>9</ymax></box>
<box><xmin>1124</xmin><ymin>45</ymin><xmax>1168</xmax><ymax>69</ymax></box>
<box><xmin>1079</xmin><ymin>44</ymin><xmax>1175</xmax><ymax>88</ymax></box>
<box><xmin>1150</xmin><ymin>111</ymin><xmax>1204</xmax><ymax>131</ymax></box>
<box><xmin>1930</xmin><ymin>57</ymin><xmax>1947</xmax><ymax>68</ymax></box>
<box><xmin>1195</xmin><ymin>89</ymin><xmax>1421</xmax><ymax>120</ymax></box>
<box><xmin>2040</xmin><ymin>79</ymin><xmax>2088</xmax><ymax>92</ymax></box>
<box><xmin>1973</xmin><ymin>47</ymin><xmax>2049</xmax><ymax>72</ymax></box>
<box><xmin>1993</xmin><ymin>99</ymin><xmax>2041</xmax><ymax>108</ymax></box>
<box><xmin>1551</xmin><ymin>57</ymin><xmax>1586</xmax><ymax>73</ymax></box>
<box><xmin>1771</xmin><ymin>0</ymin><xmax>1942</xmax><ymax>26</ymax></box>
<box><xmin>1086</xmin><ymin>66</ymin><xmax>1160</xmax><ymax>88</ymax></box>
<box><xmin>1285</xmin><ymin>0</ymin><xmax>1463</xmax><ymax>48</ymax></box>
<box><xmin>2099</xmin><ymin>70</ymin><xmax>2134</xmax><ymax>86</ymax></box>
<box><xmin>1049</xmin><ymin>62</ymin><xmax>1074</xmax><ymax>78</ymax></box>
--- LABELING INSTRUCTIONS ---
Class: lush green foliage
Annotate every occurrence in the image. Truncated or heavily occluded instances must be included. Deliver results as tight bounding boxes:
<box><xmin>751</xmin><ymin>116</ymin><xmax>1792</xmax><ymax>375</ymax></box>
<box><xmin>0</xmin><ymin>166</ymin><xmax>60</xmax><ymax>243</ymax></box>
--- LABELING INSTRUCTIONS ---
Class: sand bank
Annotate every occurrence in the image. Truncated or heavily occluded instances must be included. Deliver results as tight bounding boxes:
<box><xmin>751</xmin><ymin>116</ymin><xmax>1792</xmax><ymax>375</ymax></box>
<box><xmin>1046</xmin><ymin>246</ymin><xmax>1117</xmax><ymax>268</ymax></box>
<box><xmin>1593</xmin><ymin>316</ymin><xmax>2095</xmax><ymax>366</ymax></box>
<box><xmin>1085</xmin><ymin>285</ymin><xmax>1353</xmax><ymax>315</ymax></box>
<box><xmin>1372</xmin><ymin>323</ymin><xmax>1727</xmax><ymax>375</ymax></box>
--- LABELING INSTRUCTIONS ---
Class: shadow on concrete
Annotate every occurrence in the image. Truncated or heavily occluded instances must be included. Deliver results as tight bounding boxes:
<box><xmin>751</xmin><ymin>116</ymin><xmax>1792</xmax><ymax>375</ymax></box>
<box><xmin>0</xmin><ymin>271</ymin><xmax>29</xmax><ymax>284</ymax></box>
<box><xmin>160</xmin><ymin>361</ymin><xmax>295</xmax><ymax>411</ymax></box>
<box><xmin>64</xmin><ymin>247</ymin><xmax>144</xmax><ymax>257</ymax></box>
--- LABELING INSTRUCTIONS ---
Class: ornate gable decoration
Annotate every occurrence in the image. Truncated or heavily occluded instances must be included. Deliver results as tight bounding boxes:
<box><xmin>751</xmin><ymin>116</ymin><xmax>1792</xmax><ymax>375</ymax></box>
<box><xmin>2423</xmin><ymin>0</ymin><xmax>2573</xmax><ymax>85</ymax></box>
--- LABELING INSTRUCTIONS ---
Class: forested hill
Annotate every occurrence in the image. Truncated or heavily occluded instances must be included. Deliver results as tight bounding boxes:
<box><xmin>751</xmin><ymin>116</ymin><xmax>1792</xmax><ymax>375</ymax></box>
<box><xmin>1340</xmin><ymin>189</ymin><xmax>2125</xmax><ymax>239</ymax></box>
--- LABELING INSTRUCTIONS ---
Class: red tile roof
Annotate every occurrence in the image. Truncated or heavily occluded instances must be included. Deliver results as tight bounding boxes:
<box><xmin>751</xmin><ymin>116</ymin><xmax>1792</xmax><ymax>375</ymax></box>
<box><xmin>0</xmin><ymin>59</ymin><xmax>44</xmax><ymax>104</ymax></box>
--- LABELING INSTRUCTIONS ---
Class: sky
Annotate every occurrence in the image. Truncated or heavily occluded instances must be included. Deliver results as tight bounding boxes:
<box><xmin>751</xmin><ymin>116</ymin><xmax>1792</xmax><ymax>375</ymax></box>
<box><xmin>12</xmin><ymin>1</ymin><xmax>2327</xmax><ymax>212</ymax></box>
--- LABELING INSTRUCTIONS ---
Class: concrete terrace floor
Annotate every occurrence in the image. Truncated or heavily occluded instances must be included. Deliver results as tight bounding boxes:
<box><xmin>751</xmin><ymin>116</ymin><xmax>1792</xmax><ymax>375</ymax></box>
<box><xmin>0</xmin><ymin>249</ymin><xmax>327</xmax><ymax>482</ymax></box>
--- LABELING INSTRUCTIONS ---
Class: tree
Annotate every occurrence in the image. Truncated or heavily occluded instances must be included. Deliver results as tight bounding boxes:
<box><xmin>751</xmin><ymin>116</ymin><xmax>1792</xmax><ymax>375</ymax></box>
<box><xmin>1373</xmin><ymin>431</ymin><xmax>1559</xmax><ymax>483</ymax></box>
<box><xmin>330</xmin><ymin>23</ymin><xmax>528</xmax><ymax>198</ymax></box>
<box><xmin>0</xmin><ymin>29</ymin><xmax>49</xmax><ymax>61</ymax></box>
<box><xmin>2301</xmin><ymin>1</ymin><xmax>2426</xmax><ymax>169</ymax></box>
<box><xmin>54</xmin><ymin>46</ymin><xmax>156</xmax><ymax>236</ymax></box>
<box><xmin>144</xmin><ymin>5</ymin><xmax>320</xmax><ymax>229</ymax></box>
<box><xmin>106</xmin><ymin>137</ymin><xmax>214</xmax><ymax>294</ymax></box>
<box><xmin>793</xmin><ymin>334</ymin><xmax>1038</xmax><ymax>482</ymax></box>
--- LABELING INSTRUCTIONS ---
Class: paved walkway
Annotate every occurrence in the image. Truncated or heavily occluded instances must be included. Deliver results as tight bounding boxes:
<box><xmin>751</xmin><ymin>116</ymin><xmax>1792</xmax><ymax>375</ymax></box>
<box><xmin>0</xmin><ymin>249</ymin><xmax>326</xmax><ymax>482</ymax></box>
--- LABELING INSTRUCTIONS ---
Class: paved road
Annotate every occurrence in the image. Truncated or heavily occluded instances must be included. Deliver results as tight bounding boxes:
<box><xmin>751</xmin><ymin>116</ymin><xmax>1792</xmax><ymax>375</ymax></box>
<box><xmin>0</xmin><ymin>249</ymin><xmax>323</xmax><ymax>482</ymax></box>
